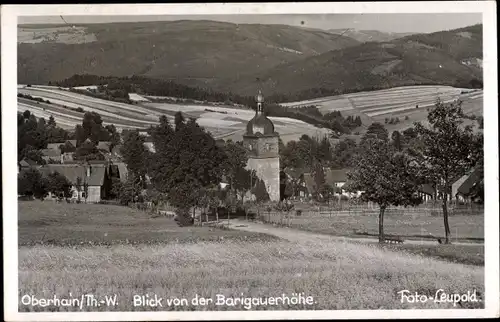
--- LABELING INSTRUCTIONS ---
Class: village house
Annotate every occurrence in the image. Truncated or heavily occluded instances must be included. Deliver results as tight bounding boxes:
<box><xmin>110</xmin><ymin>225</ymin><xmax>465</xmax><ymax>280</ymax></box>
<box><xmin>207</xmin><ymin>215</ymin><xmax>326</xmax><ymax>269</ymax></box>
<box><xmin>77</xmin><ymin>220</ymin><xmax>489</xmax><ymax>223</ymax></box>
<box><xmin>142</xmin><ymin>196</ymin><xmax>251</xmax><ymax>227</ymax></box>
<box><xmin>18</xmin><ymin>158</ymin><xmax>41</xmax><ymax>173</ymax></box>
<box><xmin>97</xmin><ymin>141</ymin><xmax>112</xmax><ymax>153</ymax></box>
<box><xmin>39</xmin><ymin>163</ymin><xmax>112</xmax><ymax>203</ymax></box>
<box><xmin>283</xmin><ymin>168</ymin><xmax>309</xmax><ymax>199</ymax></box>
<box><xmin>452</xmin><ymin>167</ymin><xmax>483</xmax><ymax>203</ymax></box>
<box><xmin>417</xmin><ymin>183</ymin><xmax>436</xmax><ymax>202</ymax></box>
<box><xmin>303</xmin><ymin>168</ymin><xmax>361</xmax><ymax>200</ymax></box>
<box><xmin>41</xmin><ymin>140</ymin><xmax>77</xmax><ymax>164</ymax></box>
<box><xmin>46</xmin><ymin>140</ymin><xmax>77</xmax><ymax>151</ymax></box>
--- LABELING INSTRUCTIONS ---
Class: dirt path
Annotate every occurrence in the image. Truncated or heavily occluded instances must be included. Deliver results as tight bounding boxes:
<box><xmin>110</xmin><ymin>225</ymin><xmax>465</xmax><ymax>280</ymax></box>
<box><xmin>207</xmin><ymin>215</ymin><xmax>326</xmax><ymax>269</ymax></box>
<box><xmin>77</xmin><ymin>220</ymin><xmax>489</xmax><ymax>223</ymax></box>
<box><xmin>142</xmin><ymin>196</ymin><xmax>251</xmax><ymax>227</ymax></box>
<box><xmin>227</xmin><ymin>219</ymin><xmax>483</xmax><ymax>247</ymax></box>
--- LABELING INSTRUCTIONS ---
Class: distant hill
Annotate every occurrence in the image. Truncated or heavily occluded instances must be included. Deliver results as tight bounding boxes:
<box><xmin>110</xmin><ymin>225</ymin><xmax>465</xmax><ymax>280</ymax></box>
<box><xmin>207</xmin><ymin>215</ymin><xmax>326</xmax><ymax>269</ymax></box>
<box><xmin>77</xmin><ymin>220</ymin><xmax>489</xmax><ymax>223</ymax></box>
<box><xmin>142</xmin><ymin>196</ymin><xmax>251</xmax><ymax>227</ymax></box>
<box><xmin>18</xmin><ymin>20</ymin><xmax>360</xmax><ymax>87</ymax></box>
<box><xmin>228</xmin><ymin>24</ymin><xmax>483</xmax><ymax>100</ymax></box>
<box><xmin>327</xmin><ymin>29</ymin><xmax>414</xmax><ymax>43</ymax></box>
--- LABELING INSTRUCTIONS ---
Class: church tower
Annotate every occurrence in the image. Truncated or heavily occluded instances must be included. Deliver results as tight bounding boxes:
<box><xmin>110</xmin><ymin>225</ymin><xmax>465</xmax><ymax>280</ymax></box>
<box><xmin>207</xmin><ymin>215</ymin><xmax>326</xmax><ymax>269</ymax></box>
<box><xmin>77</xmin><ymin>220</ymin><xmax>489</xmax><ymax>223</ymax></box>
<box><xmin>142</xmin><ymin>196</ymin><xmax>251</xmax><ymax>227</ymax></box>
<box><xmin>243</xmin><ymin>90</ymin><xmax>280</xmax><ymax>201</ymax></box>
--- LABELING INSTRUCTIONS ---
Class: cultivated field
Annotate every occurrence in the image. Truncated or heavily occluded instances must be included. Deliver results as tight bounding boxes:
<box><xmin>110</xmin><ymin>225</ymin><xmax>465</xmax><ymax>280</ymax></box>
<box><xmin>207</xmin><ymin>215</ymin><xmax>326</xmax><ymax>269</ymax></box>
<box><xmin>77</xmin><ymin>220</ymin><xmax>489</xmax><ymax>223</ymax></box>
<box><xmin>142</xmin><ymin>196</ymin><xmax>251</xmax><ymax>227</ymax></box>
<box><xmin>17</xmin><ymin>85</ymin><xmax>330</xmax><ymax>142</ymax></box>
<box><xmin>282</xmin><ymin>85</ymin><xmax>483</xmax><ymax>132</ymax></box>
<box><xmin>18</xmin><ymin>26</ymin><xmax>97</xmax><ymax>44</ymax></box>
<box><xmin>18</xmin><ymin>201</ymin><xmax>484</xmax><ymax>311</ymax></box>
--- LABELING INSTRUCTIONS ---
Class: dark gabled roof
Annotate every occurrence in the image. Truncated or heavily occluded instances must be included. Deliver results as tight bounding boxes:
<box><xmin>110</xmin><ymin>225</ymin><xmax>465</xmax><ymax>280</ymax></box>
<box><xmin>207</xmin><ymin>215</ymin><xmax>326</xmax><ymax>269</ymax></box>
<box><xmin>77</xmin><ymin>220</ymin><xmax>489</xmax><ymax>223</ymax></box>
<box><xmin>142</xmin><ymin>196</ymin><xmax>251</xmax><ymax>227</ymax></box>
<box><xmin>97</xmin><ymin>141</ymin><xmax>112</xmax><ymax>152</ymax></box>
<box><xmin>115</xmin><ymin>162</ymin><xmax>129</xmax><ymax>182</ymax></box>
<box><xmin>20</xmin><ymin>158</ymin><xmax>39</xmax><ymax>167</ymax></box>
<box><xmin>39</xmin><ymin>164</ymin><xmax>107</xmax><ymax>186</ymax></box>
<box><xmin>41</xmin><ymin>148</ymin><xmax>61</xmax><ymax>158</ymax></box>
<box><xmin>457</xmin><ymin>167</ymin><xmax>482</xmax><ymax>196</ymax></box>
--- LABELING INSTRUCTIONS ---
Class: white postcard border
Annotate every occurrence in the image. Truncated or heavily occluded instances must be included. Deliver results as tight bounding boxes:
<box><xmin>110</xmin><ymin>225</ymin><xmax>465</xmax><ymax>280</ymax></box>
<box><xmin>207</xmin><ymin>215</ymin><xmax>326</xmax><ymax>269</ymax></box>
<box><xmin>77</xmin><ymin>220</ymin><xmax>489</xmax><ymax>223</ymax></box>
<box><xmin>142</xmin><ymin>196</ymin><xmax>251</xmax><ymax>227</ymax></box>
<box><xmin>2</xmin><ymin>2</ymin><xmax>498</xmax><ymax>320</ymax></box>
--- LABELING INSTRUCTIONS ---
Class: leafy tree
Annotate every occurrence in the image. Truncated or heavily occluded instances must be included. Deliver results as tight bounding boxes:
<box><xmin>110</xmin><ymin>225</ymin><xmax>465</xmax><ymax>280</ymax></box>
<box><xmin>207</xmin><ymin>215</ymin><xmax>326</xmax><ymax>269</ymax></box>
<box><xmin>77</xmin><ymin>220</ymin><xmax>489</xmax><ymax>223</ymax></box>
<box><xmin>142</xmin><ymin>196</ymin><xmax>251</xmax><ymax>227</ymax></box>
<box><xmin>345</xmin><ymin>137</ymin><xmax>422</xmax><ymax>243</ymax></box>
<box><xmin>74</xmin><ymin>125</ymin><xmax>86</xmax><ymax>146</ymax></box>
<box><xmin>74</xmin><ymin>140</ymin><xmax>104</xmax><ymax>161</ymax></box>
<box><xmin>116</xmin><ymin>176</ymin><xmax>142</xmax><ymax>205</ymax></box>
<box><xmin>312</xmin><ymin>162</ymin><xmax>326</xmax><ymax>201</ymax></box>
<box><xmin>76</xmin><ymin>177</ymin><xmax>82</xmax><ymax>202</ymax></box>
<box><xmin>281</xmin><ymin>140</ymin><xmax>306</xmax><ymax>170</ymax></box>
<box><xmin>355</xmin><ymin>115</ymin><xmax>362</xmax><ymax>127</ymax></box>
<box><xmin>402</xmin><ymin>127</ymin><xmax>418</xmax><ymax>141</ymax></box>
<box><xmin>331</xmin><ymin>138</ymin><xmax>357</xmax><ymax>168</ymax></box>
<box><xmin>120</xmin><ymin>130</ymin><xmax>149</xmax><ymax>186</ymax></box>
<box><xmin>109</xmin><ymin>177</ymin><xmax>123</xmax><ymax>200</ymax></box>
<box><xmin>391</xmin><ymin>130</ymin><xmax>403</xmax><ymax>151</ymax></box>
<box><xmin>413</xmin><ymin>99</ymin><xmax>483</xmax><ymax>244</ymax></box>
<box><xmin>149</xmin><ymin>115</ymin><xmax>175</xmax><ymax>154</ymax></box>
<box><xmin>318</xmin><ymin>136</ymin><xmax>332</xmax><ymax>162</ymax></box>
<box><xmin>221</xmin><ymin>141</ymin><xmax>249</xmax><ymax>193</ymax></box>
<box><xmin>105</xmin><ymin>124</ymin><xmax>121</xmax><ymax>150</ymax></box>
<box><xmin>18</xmin><ymin>113</ymin><xmax>48</xmax><ymax>159</ymax></box>
<box><xmin>83</xmin><ymin>181</ymin><xmax>89</xmax><ymax>203</ymax></box>
<box><xmin>48</xmin><ymin>115</ymin><xmax>57</xmax><ymax>128</ymax></box>
<box><xmin>20</xmin><ymin>145</ymin><xmax>46</xmax><ymax>165</ymax></box>
<box><xmin>362</xmin><ymin>122</ymin><xmax>389</xmax><ymax>143</ymax></box>
<box><xmin>149</xmin><ymin>117</ymin><xmax>227</xmax><ymax>212</ymax></box>
<box><xmin>46</xmin><ymin>171</ymin><xmax>72</xmax><ymax>198</ymax></box>
<box><xmin>253</xmin><ymin>178</ymin><xmax>270</xmax><ymax>203</ymax></box>
<box><xmin>18</xmin><ymin>168</ymin><xmax>48</xmax><ymax>199</ymax></box>
<box><xmin>174</xmin><ymin>111</ymin><xmax>185</xmax><ymax>131</ymax></box>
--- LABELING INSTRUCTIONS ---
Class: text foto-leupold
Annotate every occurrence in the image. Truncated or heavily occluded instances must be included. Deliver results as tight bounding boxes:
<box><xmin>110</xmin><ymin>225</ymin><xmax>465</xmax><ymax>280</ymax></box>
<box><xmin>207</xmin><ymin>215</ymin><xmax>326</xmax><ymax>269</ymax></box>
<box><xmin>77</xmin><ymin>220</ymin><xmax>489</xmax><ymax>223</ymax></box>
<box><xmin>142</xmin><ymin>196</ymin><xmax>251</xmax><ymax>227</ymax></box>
<box><xmin>398</xmin><ymin>289</ymin><xmax>481</xmax><ymax>306</ymax></box>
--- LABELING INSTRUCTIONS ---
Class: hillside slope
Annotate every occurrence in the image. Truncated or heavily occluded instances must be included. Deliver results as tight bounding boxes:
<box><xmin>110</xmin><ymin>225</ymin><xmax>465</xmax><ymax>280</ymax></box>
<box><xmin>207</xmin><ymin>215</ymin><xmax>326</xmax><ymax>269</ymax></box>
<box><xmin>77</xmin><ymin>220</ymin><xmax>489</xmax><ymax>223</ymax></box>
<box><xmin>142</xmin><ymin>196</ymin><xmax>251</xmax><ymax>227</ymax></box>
<box><xmin>18</xmin><ymin>20</ymin><xmax>360</xmax><ymax>87</ymax></box>
<box><xmin>229</xmin><ymin>24</ymin><xmax>483</xmax><ymax>99</ymax></box>
<box><xmin>327</xmin><ymin>29</ymin><xmax>414</xmax><ymax>42</ymax></box>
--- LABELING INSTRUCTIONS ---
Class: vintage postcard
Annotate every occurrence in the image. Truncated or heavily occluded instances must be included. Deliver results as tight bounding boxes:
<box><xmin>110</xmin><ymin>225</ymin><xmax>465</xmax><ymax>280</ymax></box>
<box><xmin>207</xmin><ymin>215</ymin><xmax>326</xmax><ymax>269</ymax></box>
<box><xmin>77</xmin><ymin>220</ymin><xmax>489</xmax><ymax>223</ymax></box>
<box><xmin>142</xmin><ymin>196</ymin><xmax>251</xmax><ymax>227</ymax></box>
<box><xmin>2</xmin><ymin>2</ymin><xmax>498</xmax><ymax>321</ymax></box>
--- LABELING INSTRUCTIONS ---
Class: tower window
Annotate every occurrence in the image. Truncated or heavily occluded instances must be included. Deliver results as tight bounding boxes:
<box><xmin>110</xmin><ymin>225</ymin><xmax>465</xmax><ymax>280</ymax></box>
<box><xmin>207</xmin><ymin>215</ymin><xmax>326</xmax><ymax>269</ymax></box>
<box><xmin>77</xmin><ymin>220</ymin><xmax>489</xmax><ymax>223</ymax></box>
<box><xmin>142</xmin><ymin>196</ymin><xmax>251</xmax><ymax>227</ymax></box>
<box><xmin>248</xmin><ymin>144</ymin><xmax>253</xmax><ymax>151</ymax></box>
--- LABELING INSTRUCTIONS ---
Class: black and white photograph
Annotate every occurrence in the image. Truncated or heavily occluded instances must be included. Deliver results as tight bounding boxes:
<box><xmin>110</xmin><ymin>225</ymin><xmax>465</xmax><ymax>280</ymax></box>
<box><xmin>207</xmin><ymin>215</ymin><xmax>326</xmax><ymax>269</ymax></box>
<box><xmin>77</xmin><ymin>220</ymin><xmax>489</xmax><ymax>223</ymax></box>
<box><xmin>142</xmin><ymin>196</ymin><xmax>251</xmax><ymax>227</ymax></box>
<box><xmin>2</xmin><ymin>2</ymin><xmax>498</xmax><ymax>320</ymax></box>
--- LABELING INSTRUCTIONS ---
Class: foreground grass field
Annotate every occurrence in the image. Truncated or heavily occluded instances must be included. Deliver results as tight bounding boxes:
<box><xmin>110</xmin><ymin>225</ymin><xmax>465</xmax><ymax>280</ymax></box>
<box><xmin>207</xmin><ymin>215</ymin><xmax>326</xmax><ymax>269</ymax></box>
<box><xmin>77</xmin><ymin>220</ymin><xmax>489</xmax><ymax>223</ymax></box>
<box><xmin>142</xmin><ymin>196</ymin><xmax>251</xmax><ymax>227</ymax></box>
<box><xmin>18</xmin><ymin>201</ymin><xmax>484</xmax><ymax>311</ymax></box>
<box><xmin>264</xmin><ymin>210</ymin><xmax>484</xmax><ymax>241</ymax></box>
<box><xmin>19</xmin><ymin>240</ymin><xmax>484</xmax><ymax>311</ymax></box>
<box><xmin>18</xmin><ymin>201</ymin><xmax>276</xmax><ymax>246</ymax></box>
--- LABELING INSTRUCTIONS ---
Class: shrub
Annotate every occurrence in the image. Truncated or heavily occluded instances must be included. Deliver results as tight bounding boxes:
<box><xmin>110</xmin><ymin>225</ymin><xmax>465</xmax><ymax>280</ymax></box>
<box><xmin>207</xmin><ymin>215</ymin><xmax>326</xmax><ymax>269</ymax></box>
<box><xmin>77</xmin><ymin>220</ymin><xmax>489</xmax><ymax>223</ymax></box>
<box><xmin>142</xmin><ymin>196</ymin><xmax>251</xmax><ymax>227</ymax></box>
<box><xmin>175</xmin><ymin>208</ymin><xmax>194</xmax><ymax>227</ymax></box>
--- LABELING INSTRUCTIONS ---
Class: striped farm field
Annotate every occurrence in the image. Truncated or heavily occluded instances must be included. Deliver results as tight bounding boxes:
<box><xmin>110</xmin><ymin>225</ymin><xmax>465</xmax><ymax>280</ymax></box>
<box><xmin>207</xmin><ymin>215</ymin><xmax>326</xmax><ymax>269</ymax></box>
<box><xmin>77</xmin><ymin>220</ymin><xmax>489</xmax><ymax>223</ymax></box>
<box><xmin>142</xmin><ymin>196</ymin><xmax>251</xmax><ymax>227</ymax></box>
<box><xmin>282</xmin><ymin>85</ymin><xmax>483</xmax><ymax>119</ymax></box>
<box><xmin>17</xmin><ymin>85</ymin><xmax>331</xmax><ymax>142</ymax></box>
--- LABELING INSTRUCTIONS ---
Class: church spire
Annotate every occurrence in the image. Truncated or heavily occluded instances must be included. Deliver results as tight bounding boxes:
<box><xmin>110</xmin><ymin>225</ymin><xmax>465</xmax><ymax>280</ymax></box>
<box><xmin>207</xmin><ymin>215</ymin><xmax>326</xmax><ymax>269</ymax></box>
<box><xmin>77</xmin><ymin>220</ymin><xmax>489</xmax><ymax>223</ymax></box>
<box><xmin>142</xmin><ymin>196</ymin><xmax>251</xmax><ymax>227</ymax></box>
<box><xmin>256</xmin><ymin>90</ymin><xmax>264</xmax><ymax>114</ymax></box>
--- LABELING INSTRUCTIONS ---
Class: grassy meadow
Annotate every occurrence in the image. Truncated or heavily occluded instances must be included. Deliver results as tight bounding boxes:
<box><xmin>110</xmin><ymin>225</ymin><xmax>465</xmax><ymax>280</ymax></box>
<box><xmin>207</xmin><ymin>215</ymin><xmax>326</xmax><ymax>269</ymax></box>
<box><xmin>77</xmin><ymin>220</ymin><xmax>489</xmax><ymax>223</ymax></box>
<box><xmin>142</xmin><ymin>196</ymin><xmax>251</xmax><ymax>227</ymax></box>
<box><xmin>18</xmin><ymin>201</ymin><xmax>484</xmax><ymax>311</ymax></box>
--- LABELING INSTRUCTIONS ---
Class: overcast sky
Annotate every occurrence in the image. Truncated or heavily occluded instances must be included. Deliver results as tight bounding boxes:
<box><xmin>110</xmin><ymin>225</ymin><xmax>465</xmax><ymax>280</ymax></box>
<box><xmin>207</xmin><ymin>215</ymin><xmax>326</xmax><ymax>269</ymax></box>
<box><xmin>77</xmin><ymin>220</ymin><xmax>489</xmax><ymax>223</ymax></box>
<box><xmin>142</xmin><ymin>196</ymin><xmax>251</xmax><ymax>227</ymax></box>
<box><xmin>18</xmin><ymin>13</ymin><xmax>482</xmax><ymax>33</ymax></box>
